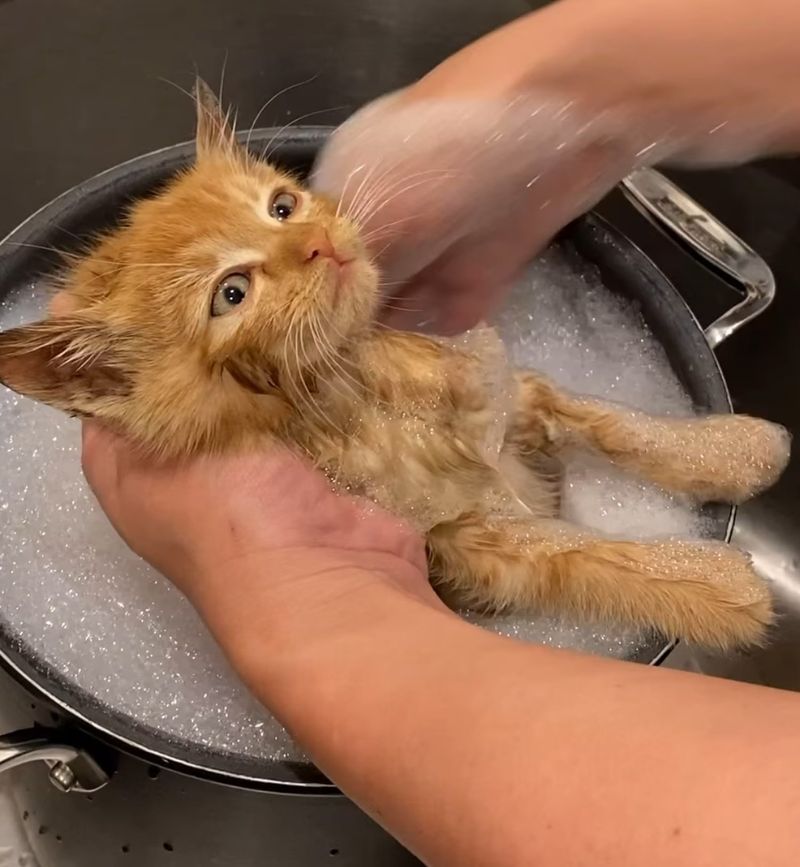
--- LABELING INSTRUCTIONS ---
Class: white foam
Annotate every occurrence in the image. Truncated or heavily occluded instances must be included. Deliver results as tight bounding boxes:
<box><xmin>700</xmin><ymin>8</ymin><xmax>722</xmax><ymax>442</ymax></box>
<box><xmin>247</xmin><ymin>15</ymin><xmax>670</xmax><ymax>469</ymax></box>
<box><xmin>0</xmin><ymin>249</ymin><xmax>708</xmax><ymax>767</ymax></box>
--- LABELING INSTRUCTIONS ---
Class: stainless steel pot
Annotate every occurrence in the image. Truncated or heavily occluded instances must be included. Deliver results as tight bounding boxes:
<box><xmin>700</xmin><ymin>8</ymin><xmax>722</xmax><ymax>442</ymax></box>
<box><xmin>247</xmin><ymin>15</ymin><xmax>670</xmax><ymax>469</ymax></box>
<box><xmin>0</xmin><ymin>128</ymin><xmax>775</xmax><ymax>866</ymax></box>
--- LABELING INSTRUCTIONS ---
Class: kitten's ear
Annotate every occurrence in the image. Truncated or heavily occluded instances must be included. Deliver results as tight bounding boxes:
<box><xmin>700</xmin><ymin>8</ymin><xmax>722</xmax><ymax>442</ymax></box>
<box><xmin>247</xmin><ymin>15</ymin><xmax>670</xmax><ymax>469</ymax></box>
<box><xmin>194</xmin><ymin>77</ymin><xmax>238</xmax><ymax>159</ymax></box>
<box><xmin>0</xmin><ymin>317</ymin><xmax>133</xmax><ymax>417</ymax></box>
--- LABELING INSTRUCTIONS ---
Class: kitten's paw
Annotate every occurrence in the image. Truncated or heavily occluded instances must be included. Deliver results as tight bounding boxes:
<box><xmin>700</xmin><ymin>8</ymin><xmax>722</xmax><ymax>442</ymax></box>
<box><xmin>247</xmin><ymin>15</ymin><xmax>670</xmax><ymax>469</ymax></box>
<box><xmin>692</xmin><ymin>415</ymin><xmax>791</xmax><ymax>504</ymax></box>
<box><xmin>726</xmin><ymin>416</ymin><xmax>791</xmax><ymax>501</ymax></box>
<box><xmin>646</xmin><ymin>541</ymin><xmax>773</xmax><ymax>650</ymax></box>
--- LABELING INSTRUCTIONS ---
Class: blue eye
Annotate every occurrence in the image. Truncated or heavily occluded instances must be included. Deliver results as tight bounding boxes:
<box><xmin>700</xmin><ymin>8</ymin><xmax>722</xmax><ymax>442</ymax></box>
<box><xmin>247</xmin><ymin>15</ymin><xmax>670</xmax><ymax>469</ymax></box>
<box><xmin>211</xmin><ymin>272</ymin><xmax>249</xmax><ymax>317</ymax></box>
<box><xmin>270</xmin><ymin>191</ymin><xmax>298</xmax><ymax>221</ymax></box>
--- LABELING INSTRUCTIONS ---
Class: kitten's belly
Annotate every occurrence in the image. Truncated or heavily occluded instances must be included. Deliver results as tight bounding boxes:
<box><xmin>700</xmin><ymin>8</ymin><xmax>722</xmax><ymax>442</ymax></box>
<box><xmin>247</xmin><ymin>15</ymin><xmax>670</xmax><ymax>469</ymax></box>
<box><xmin>334</xmin><ymin>424</ymin><xmax>554</xmax><ymax>532</ymax></box>
<box><xmin>337</xmin><ymin>438</ymin><xmax>482</xmax><ymax>531</ymax></box>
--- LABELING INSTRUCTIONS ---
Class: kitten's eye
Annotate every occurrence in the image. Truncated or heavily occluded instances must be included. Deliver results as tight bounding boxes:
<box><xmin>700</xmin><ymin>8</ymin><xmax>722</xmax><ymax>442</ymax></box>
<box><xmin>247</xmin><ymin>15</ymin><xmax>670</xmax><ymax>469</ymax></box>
<box><xmin>211</xmin><ymin>272</ymin><xmax>250</xmax><ymax>317</ymax></box>
<box><xmin>270</xmin><ymin>191</ymin><xmax>298</xmax><ymax>221</ymax></box>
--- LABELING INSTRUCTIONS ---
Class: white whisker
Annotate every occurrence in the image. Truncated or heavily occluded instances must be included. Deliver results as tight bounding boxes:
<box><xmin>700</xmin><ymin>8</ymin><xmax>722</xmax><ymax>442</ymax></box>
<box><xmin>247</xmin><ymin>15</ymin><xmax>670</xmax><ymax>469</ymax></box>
<box><xmin>218</xmin><ymin>51</ymin><xmax>230</xmax><ymax>105</ymax></box>
<box><xmin>262</xmin><ymin>106</ymin><xmax>348</xmax><ymax>163</ymax></box>
<box><xmin>245</xmin><ymin>74</ymin><xmax>320</xmax><ymax>151</ymax></box>
<box><xmin>344</xmin><ymin>161</ymin><xmax>390</xmax><ymax>226</ymax></box>
<box><xmin>335</xmin><ymin>163</ymin><xmax>367</xmax><ymax>220</ymax></box>
<box><xmin>354</xmin><ymin>173</ymin><xmax>459</xmax><ymax>229</ymax></box>
<box><xmin>348</xmin><ymin>167</ymin><xmax>456</xmax><ymax>224</ymax></box>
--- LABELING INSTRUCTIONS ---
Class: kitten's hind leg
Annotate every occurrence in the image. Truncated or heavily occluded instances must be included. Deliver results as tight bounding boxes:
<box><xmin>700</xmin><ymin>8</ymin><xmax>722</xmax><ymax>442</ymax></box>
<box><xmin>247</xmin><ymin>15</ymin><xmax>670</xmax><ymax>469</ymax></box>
<box><xmin>428</xmin><ymin>513</ymin><xmax>772</xmax><ymax>650</ymax></box>
<box><xmin>509</xmin><ymin>372</ymin><xmax>790</xmax><ymax>503</ymax></box>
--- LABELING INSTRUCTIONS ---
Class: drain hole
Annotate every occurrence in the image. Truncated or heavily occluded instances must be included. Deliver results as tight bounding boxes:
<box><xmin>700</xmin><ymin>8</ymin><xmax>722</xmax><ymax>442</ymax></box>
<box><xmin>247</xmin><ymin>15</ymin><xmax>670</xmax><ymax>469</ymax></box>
<box><xmin>147</xmin><ymin>766</ymin><xmax>161</xmax><ymax>780</ymax></box>
<box><xmin>22</xmin><ymin>811</ymin><xmax>29</xmax><ymax>821</ymax></box>
<box><xmin>329</xmin><ymin>849</ymin><xmax>340</xmax><ymax>857</ymax></box>
<box><xmin>38</xmin><ymin>825</ymin><xmax>48</xmax><ymax>836</ymax></box>
<box><xmin>163</xmin><ymin>842</ymin><xmax>174</xmax><ymax>852</ymax></box>
<box><xmin>121</xmin><ymin>845</ymin><xmax>130</xmax><ymax>854</ymax></box>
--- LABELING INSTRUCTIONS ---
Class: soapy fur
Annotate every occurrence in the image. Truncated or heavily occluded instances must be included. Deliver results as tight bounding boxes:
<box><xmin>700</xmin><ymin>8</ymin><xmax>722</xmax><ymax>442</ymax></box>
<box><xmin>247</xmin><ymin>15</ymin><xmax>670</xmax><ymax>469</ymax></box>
<box><xmin>0</xmin><ymin>83</ymin><xmax>790</xmax><ymax>650</ymax></box>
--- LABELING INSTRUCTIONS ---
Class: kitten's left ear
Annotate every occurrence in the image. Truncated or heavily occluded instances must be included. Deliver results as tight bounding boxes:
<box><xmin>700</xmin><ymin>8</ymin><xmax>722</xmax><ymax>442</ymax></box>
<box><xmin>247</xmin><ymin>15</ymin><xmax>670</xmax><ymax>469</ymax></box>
<box><xmin>0</xmin><ymin>317</ymin><xmax>134</xmax><ymax>418</ymax></box>
<box><xmin>194</xmin><ymin>77</ymin><xmax>238</xmax><ymax>159</ymax></box>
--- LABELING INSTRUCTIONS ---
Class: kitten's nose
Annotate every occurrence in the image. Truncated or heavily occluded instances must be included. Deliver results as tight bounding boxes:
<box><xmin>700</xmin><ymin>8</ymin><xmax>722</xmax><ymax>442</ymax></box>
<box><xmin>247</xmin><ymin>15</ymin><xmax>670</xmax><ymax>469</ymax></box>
<box><xmin>302</xmin><ymin>228</ymin><xmax>340</xmax><ymax>264</ymax></box>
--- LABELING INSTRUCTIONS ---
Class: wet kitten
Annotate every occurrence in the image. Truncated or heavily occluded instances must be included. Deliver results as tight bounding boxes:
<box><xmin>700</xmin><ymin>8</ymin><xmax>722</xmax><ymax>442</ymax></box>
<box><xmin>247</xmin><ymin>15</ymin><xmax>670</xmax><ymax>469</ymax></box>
<box><xmin>0</xmin><ymin>82</ymin><xmax>790</xmax><ymax>650</ymax></box>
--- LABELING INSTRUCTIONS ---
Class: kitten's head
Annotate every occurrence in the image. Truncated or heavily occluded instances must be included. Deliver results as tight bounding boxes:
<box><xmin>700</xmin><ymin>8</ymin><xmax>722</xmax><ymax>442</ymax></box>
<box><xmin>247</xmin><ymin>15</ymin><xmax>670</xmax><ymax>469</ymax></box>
<box><xmin>0</xmin><ymin>81</ymin><xmax>379</xmax><ymax>455</ymax></box>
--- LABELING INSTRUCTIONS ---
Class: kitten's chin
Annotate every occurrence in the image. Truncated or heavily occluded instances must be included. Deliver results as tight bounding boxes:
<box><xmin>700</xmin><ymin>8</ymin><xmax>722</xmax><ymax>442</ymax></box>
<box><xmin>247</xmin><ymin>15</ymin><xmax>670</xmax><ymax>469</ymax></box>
<box><xmin>327</xmin><ymin>260</ymin><xmax>380</xmax><ymax>331</ymax></box>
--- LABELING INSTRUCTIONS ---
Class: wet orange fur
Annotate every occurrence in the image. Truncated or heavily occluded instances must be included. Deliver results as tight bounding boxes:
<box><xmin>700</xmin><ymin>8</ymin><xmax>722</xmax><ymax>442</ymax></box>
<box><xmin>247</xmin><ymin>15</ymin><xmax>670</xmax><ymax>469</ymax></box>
<box><xmin>0</xmin><ymin>83</ymin><xmax>791</xmax><ymax>650</ymax></box>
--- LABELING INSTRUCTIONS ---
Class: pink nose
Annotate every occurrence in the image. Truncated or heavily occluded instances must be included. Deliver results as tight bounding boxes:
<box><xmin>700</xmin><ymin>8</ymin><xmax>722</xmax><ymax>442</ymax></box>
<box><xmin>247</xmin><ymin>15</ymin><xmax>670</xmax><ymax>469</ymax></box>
<box><xmin>303</xmin><ymin>229</ymin><xmax>340</xmax><ymax>264</ymax></box>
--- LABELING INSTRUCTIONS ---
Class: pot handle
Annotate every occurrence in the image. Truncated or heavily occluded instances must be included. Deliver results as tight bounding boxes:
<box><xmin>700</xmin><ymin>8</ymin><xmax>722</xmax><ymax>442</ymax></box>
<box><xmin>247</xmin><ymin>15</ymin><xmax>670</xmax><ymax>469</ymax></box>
<box><xmin>620</xmin><ymin>167</ymin><xmax>775</xmax><ymax>349</ymax></box>
<box><xmin>0</xmin><ymin>727</ymin><xmax>109</xmax><ymax>793</ymax></box>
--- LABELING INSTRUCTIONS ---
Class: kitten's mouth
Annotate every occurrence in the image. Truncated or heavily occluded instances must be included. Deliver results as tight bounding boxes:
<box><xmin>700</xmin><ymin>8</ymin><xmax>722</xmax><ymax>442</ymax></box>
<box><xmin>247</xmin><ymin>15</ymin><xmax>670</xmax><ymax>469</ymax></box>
<box><xmin>326</xmin><ymin>258</ymin><xmax>358</xmax><ymax>300</ymax></box>
<box><xmin>327</xmin><ymin>256</ymin><xmax>356</xmax><ymax>272</ymax></box>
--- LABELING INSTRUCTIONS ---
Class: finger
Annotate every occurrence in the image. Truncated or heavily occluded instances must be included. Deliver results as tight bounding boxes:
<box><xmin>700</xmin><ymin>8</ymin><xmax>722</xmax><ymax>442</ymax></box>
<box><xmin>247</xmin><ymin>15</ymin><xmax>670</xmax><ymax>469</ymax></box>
<box><xmin>380</xmin><ymin>281</ymin><xmax>486</xmax><ymax>336</ymax></box>
<box><xmin>81</xmin><ymin>417</ymin><xmax>123</xmax><ymax>451</ymax></box>
<box><xmin>380</xmin><ymin>281</ymin><xmax>441</xmax><ymax>331</ymax></box>
<box><xmin>384</xmin><ymin>154</ymin><xmax>618</xmax><ymax>335</ymax></box>
<box><xmin>379</xmin><ymin>246</ymin><xmax>517</xmax><ymax>335</ymax></box>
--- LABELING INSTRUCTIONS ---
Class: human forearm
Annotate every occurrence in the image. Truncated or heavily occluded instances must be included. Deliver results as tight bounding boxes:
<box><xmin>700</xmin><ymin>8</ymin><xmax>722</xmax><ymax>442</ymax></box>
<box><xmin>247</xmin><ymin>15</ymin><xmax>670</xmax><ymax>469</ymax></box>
<box><xmin>314</xmin><ymin>0</ymin><xmax>800</xmax><ymax>334</ymax></box>
<box><xmin>212</xmin><ymin>563</ymin><xmax>800</xmax><ymax>867</ymax></box>
<box><xmin>415</xmin><ymin>0</ymin><xmax>800</xmax><ymax>160</ymax></box>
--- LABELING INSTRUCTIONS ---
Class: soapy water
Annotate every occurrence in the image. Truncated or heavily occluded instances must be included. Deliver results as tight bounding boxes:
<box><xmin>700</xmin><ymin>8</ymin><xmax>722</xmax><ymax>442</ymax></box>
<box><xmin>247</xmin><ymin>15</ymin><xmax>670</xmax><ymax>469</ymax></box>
<box><xmin>0</xmin><ymin>248</ymin><xmax>708</xmax><ymax>765</ymax></box>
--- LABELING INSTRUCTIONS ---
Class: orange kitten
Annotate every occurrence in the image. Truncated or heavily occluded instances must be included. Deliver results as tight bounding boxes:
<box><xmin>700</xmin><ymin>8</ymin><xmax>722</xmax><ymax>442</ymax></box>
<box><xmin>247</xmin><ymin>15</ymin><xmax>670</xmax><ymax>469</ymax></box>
<box><xmin>0</xmin><ymin>82</ymin><xmax>790</xmax><ymax>650</ymax></box>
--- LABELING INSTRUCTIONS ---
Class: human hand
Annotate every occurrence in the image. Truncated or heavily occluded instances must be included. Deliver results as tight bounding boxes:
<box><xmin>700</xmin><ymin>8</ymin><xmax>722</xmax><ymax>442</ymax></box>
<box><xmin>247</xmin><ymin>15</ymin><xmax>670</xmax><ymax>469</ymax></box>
<box><xmin>313</xmin><ymin>87</ymin><xmax>630</xmax><ymax>335</ymax></box>
<box><xmin>81</xmin><ymin>423</ymin><xmax>438</xmax><ymax>656</ymax></box>
<box><xmin>313</xmin><ymin>0</ymin><xmax>800</xmax><ymax>335</ymax></box>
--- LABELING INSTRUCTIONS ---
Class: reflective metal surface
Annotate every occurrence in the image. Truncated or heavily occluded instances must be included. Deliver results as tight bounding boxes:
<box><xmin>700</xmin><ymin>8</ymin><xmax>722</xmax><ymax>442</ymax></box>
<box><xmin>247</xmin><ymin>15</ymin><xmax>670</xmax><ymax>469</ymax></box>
<box><xmin>0</xmin><ymin>728</ymin><xmax>109</xmax><ymax>794</ymax></box>
<box><xmin>621</xmin><ymin>168</ymin><xmax>776</xmax><ymax>348</ymax></box>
